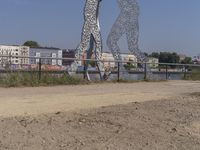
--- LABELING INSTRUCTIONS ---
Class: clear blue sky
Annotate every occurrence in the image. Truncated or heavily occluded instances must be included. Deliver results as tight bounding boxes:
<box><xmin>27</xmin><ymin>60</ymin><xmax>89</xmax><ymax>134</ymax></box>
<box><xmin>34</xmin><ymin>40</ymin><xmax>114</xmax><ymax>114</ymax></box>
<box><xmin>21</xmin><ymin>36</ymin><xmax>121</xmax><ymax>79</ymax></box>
<box><xmin>0</xmin><ymin>0</ymin><xmax>200</xmax><ymax>56</ymax></box>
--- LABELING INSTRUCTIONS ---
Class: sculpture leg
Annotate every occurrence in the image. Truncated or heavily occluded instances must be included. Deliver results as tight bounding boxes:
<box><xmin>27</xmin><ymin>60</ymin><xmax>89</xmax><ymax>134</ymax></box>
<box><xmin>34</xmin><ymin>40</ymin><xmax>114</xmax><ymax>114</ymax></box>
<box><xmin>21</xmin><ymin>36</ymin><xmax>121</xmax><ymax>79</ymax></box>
<box><xmin>125</xmin><ymin>19</ymin><xmax>147</xmax><ymax>62</ymax></box>
<box><xmin>107</xmin><ymin>14</ymin><xmax>127</xmax><ymax>72</ymax></box>
<box><xmin>81</xmin><ymin>24</ymin><xmax>92</xmax><ymax>53</ymax></box>
<box><xmin>85</xmin><ymin>34</ymin><xmax>96</xmax><ymax>81</ymax></box>
<box><xmin>70</xmin><ymin>24</ymin><xmax>91</xmax><ymax>79</ymax></box>
<box><xmin>126</xmin><ymin>20</ymin><xmax>152</xmax><ymax>79</ymax></box>
<box><xmin>91</xmin><ymin>26</ymin><xmax>105</xmax><ymax>80</ymax></box>
<box><xmin>70</xmin><ymin>0</ymin><xmax>103</xmax><ymax>81</ymax></box>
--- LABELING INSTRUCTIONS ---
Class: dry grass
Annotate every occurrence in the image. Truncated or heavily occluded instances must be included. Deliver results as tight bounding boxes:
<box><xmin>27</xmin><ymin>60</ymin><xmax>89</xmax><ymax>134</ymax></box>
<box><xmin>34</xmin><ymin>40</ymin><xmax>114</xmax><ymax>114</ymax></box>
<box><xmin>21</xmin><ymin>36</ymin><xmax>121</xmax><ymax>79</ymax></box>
<box><xmin>0</xmin><ymin>72</ymin><xmax>86</xmax><ymax>87</ymax></box>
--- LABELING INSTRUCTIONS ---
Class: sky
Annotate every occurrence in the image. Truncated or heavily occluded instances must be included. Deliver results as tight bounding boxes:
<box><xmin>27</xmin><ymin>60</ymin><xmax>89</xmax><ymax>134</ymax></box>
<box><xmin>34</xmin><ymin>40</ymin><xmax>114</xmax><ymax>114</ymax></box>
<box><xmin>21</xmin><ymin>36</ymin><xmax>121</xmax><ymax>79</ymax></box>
<box><xmin>0</xmin><ymin>0</ymin><xmax>200</xmax><ymax>56</ymax></box>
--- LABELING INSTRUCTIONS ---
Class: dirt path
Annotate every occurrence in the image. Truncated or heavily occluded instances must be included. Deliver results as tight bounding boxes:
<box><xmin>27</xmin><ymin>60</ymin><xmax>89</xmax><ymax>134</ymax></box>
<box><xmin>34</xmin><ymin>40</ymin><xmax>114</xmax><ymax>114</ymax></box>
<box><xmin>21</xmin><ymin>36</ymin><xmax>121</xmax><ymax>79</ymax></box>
<box><xmin>0</xmin><ymin>92</ymin><xmax>200</xmax><ymax>150</ymax></box>
<box><xmin>0</xmin><ymin>81</ymin><xmax>200</xmax><ymax>150</ymax></box>
<box><xmin>0</xmin><ymin>81</ymin><xmax>199</xmax><ymax>117</ymax></box>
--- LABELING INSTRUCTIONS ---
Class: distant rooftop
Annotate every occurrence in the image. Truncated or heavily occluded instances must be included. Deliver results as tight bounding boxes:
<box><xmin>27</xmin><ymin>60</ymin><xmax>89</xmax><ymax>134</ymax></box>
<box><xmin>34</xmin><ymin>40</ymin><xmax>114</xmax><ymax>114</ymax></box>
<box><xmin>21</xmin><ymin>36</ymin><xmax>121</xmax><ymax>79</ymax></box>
<box><xmin>30</xmin><ymin>47</ymin><xmax>61</xmax><ymax>50</ymax></box>
<box><xmin>0</xmin><ymin>44</ymin><xmax>26</xmax><ymax>47</ymax></box>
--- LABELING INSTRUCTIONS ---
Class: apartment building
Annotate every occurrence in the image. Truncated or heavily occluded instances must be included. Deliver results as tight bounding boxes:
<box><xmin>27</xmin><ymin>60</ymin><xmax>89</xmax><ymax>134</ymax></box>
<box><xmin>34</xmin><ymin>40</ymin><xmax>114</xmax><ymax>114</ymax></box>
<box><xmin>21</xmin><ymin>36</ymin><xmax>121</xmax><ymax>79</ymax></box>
<box><xmin>29</xmin><ymin>48</ymin><xmax>62</xmax><ymax>66</ymax></box>
<box><xmin>0</xmin><ymin>45</ymin><xmax>29</xmax><ymax>65</ymax></box>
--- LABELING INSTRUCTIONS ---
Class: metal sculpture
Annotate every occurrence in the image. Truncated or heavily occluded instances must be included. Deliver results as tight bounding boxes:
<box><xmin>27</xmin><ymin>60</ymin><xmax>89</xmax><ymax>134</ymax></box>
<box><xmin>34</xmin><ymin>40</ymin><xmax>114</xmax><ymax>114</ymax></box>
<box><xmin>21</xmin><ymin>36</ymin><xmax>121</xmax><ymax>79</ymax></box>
<box><xmin>70</xmin><ymin>0</ymin><xmax>105</xmax><ymax>80</ymax></box>
<box><xmin>107</xmin><ymin>0</ymin><xmax>149</xmax><ymax>73</ymax></box>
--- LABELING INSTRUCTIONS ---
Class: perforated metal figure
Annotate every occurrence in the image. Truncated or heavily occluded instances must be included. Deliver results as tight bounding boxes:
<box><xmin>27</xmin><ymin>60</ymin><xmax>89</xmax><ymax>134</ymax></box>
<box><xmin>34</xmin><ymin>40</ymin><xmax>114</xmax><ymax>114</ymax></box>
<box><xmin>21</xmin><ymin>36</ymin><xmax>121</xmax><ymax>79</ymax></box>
<box><xmin>70</xmin><ymin>0</ymin><xmax>105</xmax><ymax>80</ymax></box>
<box><xmin>107</xmin><ymin>0</ymin><xmax>149</xmax><ymax>72</ymax></box>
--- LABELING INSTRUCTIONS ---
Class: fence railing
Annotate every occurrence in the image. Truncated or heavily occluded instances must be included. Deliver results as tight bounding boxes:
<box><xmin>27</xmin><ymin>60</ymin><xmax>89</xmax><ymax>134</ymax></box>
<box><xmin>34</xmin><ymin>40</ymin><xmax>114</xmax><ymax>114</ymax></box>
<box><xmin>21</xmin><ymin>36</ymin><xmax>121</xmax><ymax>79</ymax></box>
<box><xmin>0</xmin><ymin>55</ymin><xmax>200</xmax><ymax>81</ymax></box>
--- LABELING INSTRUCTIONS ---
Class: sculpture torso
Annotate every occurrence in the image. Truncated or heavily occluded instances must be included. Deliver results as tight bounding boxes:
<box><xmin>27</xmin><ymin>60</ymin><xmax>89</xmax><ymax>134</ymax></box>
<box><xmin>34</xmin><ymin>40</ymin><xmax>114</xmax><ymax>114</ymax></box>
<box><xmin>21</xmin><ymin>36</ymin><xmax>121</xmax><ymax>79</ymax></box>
<box><xmin>118</xmin><ymin>0</ymin><xmax>139</xmax><ymax>14</ymax></box>
<box><xmin>84</xmin><ymin>0</ymin><xmax>101</xmax><ymax>24</ymax></box>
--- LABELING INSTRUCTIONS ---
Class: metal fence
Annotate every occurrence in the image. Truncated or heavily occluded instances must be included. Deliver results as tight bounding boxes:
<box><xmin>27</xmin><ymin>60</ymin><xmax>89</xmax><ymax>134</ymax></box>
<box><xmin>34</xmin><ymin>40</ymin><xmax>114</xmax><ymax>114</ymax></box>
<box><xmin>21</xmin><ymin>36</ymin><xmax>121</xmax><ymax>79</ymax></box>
<box><xmin>0</xmin><ymin>55</ymin><xmax>200</xmax><ymax>82</ymax></box>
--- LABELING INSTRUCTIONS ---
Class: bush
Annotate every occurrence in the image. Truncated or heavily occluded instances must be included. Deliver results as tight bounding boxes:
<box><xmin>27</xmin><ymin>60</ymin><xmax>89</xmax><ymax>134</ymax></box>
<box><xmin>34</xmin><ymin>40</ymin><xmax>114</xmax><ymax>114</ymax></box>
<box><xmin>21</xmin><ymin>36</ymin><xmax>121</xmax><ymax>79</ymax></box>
<box><xmin>191</xmin><ymin>69</ymin><xmax>200</xmax><ymax>80</ymax></box>
<box><xmin>0</xmin><ymin>72</ymin><xmax>85</xmax><ymax>87</ymax></box>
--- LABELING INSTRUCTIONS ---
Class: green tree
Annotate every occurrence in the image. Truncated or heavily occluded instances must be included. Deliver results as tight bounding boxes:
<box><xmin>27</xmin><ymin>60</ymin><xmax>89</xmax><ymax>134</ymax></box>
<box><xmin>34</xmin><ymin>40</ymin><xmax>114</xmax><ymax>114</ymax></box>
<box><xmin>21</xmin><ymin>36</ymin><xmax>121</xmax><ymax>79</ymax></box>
<box><xmin>159</xmin><ymin>52</ymin><xmax>180</xmax><ymax>63</ymax></box>
<box><xmin>181</xmin><ymin>57</ymin><xmax>192</xmax><ymax>64</ymax></box>
<box><xmin>149</xmin><ymin>52</ymin><xmax>159</xmax><ymax>58</ymax></box>
<box><xmin>158</xmin><ymin>52</ymin><xmax>180</xmax><ymax>68</ymax></box>
<box><xmin>23</xmin><ymin>41</ymin><xmax>40</xmax><ymax>48</ymax></box>
<box><xmin>144</xmin><ymin>52</ymin><xmax>149</xmax><ymax>57</ymax></box>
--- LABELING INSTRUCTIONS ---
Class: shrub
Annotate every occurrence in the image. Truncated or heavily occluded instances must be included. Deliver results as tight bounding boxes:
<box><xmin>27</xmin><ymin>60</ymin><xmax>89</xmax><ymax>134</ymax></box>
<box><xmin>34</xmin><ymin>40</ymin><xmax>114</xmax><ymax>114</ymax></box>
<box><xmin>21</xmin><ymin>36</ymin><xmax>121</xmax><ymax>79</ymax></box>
<box><xmin>0</xmin><ymin>72</ymin><xmax>84</xmax><ymax>87</ymax></box>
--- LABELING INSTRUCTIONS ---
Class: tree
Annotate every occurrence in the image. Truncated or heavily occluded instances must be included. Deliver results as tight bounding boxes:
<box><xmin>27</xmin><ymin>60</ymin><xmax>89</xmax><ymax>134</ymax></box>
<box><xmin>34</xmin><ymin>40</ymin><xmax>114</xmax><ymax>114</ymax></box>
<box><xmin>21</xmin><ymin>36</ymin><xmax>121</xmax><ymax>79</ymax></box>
<box><xmin>149</xmin><ymin>52</ymin><xmax>159</xmax><ymax>58</ymax></box>
<box><xmin>181</xmin><ymin>57</ymin><xmax>192</xmax><ymax>64</ymax></box>
<box><xmin>154</xmin><ymin>52</ymin><xmax>180</xmax><ymax>68</ymax></box>
<box><xmin>159</xmin><ymin>52</ymin><xmax>180</xmax><ymax>64</ymax></box>
<box><xmin>23</xmin><ymin>41</ymin><xmax>40</xmax><ymax>48</ymax></box>
<box><xmin>144</xmin><ymin>52</ymin><xmax>149</xmax><ymax>57</ymax></box>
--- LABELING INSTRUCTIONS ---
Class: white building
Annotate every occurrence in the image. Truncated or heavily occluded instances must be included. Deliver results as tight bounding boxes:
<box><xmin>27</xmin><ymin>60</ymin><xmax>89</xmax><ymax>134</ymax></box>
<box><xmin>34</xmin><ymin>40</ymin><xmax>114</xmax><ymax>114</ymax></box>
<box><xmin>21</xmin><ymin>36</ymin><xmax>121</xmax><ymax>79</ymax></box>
<box><xmin>101</xmin><ymin>52</ymin><xmax>115</xmax><ymax>68</ymax></box>
<box><xmin>148</xmin><ymin>57</ymin><xmax>159</xmax><ymax>68</ymax></box>
<box><xmin>194</xmin><ymin>54</ymin><xmax>200</xmax><ymax>64</ymax></box>
<box><xmin>0</xmin><ymin>45</ymin><xmax>29</xmax><ymax>65</ymax></box>
<box><xmin>29</xmin><ymin>48</ymin><xmax>62</xmax><ymax>66</ymax></box>
<box><xmin>121</xmin><ymin>53</ymin><xmax>137</xmax><ymax>67</ymax></box>
<box><xmin>102</xmin><ymin>52</ymin><xmax>137</xmax><ymax>68</ymax></box>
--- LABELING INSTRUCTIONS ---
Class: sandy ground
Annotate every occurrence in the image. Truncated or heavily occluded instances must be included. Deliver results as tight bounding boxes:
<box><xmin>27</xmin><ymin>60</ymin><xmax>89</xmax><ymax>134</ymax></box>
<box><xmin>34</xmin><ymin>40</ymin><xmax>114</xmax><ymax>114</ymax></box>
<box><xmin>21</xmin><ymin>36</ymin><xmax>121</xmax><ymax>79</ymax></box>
<box><xmin>0</xmin><ymin>81</ymin><xmax>200</xmax><ymax>150</ymax></box>
<box><xmin>0</xmin><ymin>80</ymin><xmax>199</xmax><ymax>117</ymax></box>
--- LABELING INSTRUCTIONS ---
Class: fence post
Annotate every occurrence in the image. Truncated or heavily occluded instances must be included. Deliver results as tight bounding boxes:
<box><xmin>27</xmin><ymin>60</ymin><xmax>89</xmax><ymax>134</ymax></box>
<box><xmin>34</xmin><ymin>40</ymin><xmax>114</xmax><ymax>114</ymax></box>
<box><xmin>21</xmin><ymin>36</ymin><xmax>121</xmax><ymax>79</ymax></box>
<box><xmin>83</xmin><ymin>65</ymin><xmax>86</xmax><ymax>79</ymax></box>
<box><xmin>38</xmin><ymin>58</ymin><xmax>42</xmax><ymax>81</ymax></box>
<box><xmin>184</xmin><ymin>65</ymin><xmax>186</xmax><ymax>79</ymax></box>
<box><xmin>117</xmin><ymin>62</ymin><xmax>120</xmax><ymax>82</ymax></box>
<box><xmin>166</xmin><ymin>65</ymin><xmax>168</xmax><ymax>80</ymax></box>
<box><xmin>144</xmin><ymin>62</ymin><xmax>147</xmax><ymax>80</ymax></box>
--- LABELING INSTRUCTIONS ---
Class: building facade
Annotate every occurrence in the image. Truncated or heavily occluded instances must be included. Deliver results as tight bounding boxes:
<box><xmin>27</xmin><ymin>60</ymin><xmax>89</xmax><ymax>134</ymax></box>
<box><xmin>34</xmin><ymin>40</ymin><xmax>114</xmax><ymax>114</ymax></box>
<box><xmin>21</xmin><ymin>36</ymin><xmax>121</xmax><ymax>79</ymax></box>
<box><xmin>148</xmin><ymin>57</ymin><xmax>159</xmax><ymax>68</ymax></box>
<box><xmin>194</xmin><ymin>54</ymin><xmax>200</xmax><ymax>64</ymax></box>
<box><xmin>121</xmin><ymin>53</ymin><xmax>137</xmax><ymax>67</ymax></box>
<box><xmin>179</xmin><ymin>54</ymin><xmax>186</xmax><ymax>62</ymax></box>
<box><xmin>0</xmin><ymin>45</ymin><xmax>29</xmax><ymax>66</ymax></box>
<box><xmin>29</xmin><ymin>48</ymin><xmax>62</xmax><ymax>66</ymax></box>
<box><xmin>101</xmin><ymin>52</ymin><xmax>116</xmax><ymax>68</ymax></box>
<box><xmin>102</xmin><ymin>52</ymin><xmax>138</xmax><ymax>68</ymax></box>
